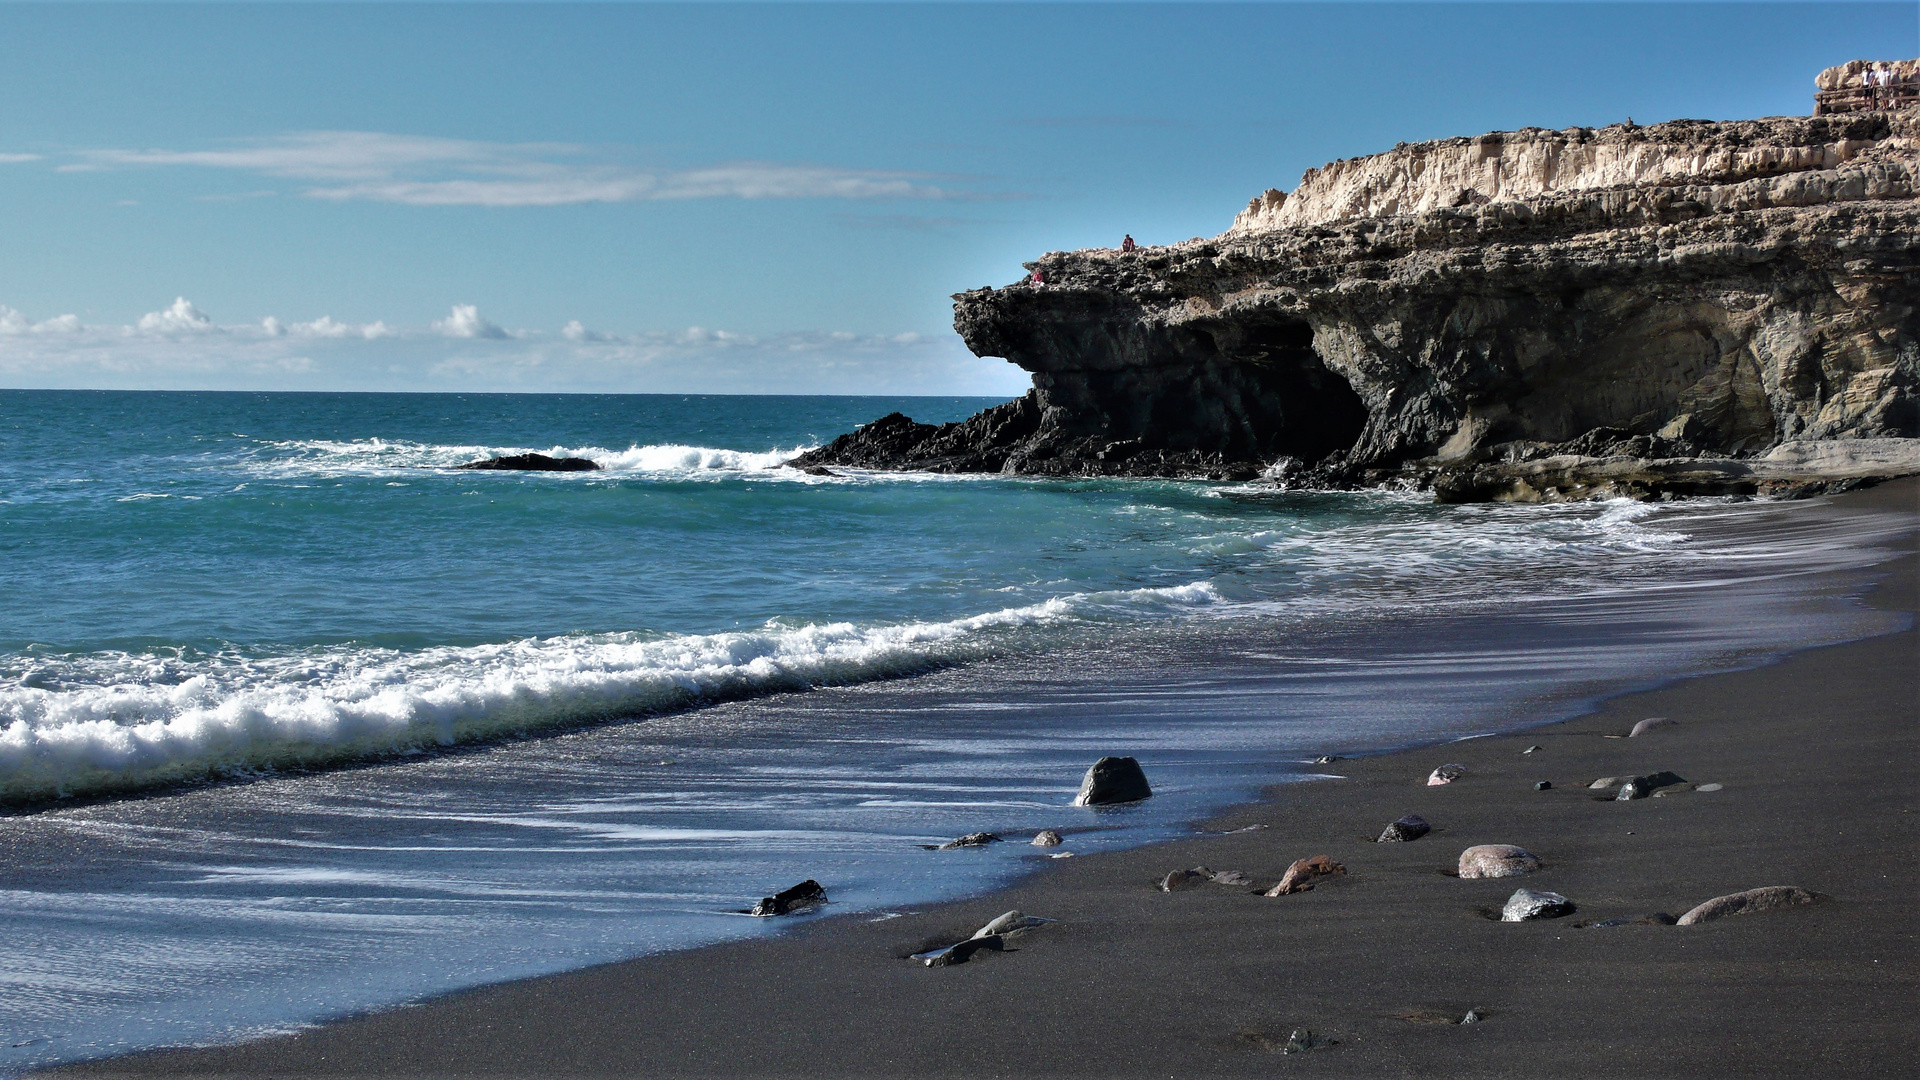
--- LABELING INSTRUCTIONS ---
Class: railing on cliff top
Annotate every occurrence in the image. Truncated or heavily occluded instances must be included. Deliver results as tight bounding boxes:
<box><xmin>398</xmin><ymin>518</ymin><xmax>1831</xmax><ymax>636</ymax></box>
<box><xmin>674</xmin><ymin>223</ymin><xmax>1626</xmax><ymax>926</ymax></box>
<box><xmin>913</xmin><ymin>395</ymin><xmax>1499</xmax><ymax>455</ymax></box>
<box><xmin>1814</xmin><ymin>82</ymin><xmax>1919</xmax><ymax>115</ymax></box>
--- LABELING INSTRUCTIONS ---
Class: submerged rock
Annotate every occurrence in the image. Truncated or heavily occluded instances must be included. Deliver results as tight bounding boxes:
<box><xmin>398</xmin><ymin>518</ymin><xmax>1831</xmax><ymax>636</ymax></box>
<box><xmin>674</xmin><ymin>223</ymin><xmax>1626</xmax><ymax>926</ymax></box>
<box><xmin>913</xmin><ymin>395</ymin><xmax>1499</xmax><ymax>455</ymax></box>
<box><xmin>1376</xmin><ymin>814</ymin><xmax>1432</xmax><ymax>842</ymax></box>
<box><xmin>1073</xmin><ymin>756</ymin><xmax>1153</xmax><ymax>806</ymax></box>
<box><xmin>1677</xmin><ymin>886</ymin><xmax>1821</xmax><ymax>925</ymax></box>
<box><xmin>1427</xmin><ymin>763</ymin><xmax>1467</xmax><ymax>786</ymax></box>
<box><xmin>1458</xmin><ymin>844</ymin><xmax>1541</xmax><ymax>879</ymax></box>
<box><xmin>1266</xmin><ymin>855</ymin><xmax>1346</xmax><ymax>896</ymax></box>
<box><xmin>1031</xmin><ymin>829</ymin><xmax>1063</xmax><ymax>847</ymax></box>
<box><xmin>1502</xmin><ymin>888</ymin><xmax>1577</xmax><ymax>922</ymax></box>
<box><xmin>934</xmin><ymin>832</ymin><xmax>1002</xmax><ymax>850</ymax></box>
<box><xmin>455</xmin><ymin>452</ymin><xmax>601</xmax><ymax>472</ymax></box>
<box><xmin>749</xmin><ymin>879</ymin><xmax>826</xmax><ymax>917</ymax></box>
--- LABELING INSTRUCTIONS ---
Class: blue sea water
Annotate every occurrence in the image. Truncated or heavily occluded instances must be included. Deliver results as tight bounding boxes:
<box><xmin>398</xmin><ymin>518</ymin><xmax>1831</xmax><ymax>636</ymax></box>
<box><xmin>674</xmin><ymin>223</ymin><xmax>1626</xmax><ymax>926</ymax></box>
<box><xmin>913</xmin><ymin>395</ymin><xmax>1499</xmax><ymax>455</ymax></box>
<box><xmin>0</xmin><ymin>390</ymin><xmax>1908</xmax><ymax>1069</ymax></box>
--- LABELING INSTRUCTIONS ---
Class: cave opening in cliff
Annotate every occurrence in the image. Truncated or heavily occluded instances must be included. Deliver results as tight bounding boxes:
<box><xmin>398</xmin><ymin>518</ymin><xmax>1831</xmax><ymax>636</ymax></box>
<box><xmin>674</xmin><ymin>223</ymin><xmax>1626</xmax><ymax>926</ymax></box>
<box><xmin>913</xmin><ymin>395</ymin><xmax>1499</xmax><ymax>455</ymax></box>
<box><xmin>1233</xmin><ymin>319</ymin><xmax>1368</xmax><ymax>463</ymax></box>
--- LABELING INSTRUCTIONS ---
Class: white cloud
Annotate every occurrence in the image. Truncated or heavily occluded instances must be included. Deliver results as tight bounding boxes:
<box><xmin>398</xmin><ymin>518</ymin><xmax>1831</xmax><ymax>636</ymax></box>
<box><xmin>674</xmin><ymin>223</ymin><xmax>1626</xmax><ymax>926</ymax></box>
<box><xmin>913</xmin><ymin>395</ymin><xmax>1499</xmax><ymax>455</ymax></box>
<box><xmin>261</xmin><ymin>316</ymin><xmax>286</xmax><ymax>336</ymax></box>
<box><xmin>0</xmin><ymin>153</ymin><xmax>41</xmax><ymax>164</ymax></box>
<box><xmin>0</xmin><ymin>306</ymin><xmax>83</xmax><ymax>334</ymax></box>
<box><xmin>136</xmin><ymin>298</ymin><xmax>218</xmax><ymax>334</ymax></box>
<box><xmin>561</xmin><ymin>320</ymin><xmax>609</xmax><ymax>342</ymax></box>
<box><xmin>431</xmin><ymin>304</ymin><xmax>510</xmax><ymax>339</ymax></box>
<box><xmin>74</xmin><ymin>131</ymin><xmax>974</xmax><ymax>207</ymax></box>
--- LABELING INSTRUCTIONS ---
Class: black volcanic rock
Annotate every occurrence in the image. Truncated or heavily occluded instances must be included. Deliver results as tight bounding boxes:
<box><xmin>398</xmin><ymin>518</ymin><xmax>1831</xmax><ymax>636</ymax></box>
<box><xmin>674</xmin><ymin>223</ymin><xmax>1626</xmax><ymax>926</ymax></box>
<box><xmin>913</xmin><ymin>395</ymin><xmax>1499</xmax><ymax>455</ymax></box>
<box><xmin>456</xmin><ymin>453</ymin><xmax>602</xmax><ymax>472</ymax></box>
<box><xmin>798</xmin><ymin>108</ymin><xmax>1920</xmax><ymax>499</ymax></box>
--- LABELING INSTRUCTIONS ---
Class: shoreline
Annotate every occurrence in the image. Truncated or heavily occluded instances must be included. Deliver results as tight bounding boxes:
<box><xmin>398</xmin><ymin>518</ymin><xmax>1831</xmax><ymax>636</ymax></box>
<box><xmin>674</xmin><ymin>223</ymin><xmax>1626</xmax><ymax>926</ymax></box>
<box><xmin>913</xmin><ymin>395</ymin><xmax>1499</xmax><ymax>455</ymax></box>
<box><xmin>42</xmin><ymin>480</ymin><xmax>1919</xmax><ymax>1079</ymax></box>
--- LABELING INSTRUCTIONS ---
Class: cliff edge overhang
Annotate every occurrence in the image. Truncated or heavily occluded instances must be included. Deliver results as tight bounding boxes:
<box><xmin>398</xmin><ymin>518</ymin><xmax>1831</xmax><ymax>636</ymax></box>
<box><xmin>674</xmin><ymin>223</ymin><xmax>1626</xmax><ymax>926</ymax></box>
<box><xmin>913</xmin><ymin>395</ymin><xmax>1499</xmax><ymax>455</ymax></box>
<box><xmin>797</xmin><ymin>103</ymin><xmax>1920</xmax><ymax>501</ymax></box>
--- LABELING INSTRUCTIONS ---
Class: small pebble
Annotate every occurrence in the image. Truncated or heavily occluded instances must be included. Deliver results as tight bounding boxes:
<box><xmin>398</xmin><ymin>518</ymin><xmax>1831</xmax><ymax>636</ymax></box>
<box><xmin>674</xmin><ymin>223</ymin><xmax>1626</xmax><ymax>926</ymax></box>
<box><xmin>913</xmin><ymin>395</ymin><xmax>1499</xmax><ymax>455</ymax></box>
<box><xmin>1461</xmin><ymin>1009</ymin><xmax>1483</xmax><ymax>1024</ymax></box>
<box><xmin>1696</xmin><ymin>783</ymin><xmax>1724</xmax><ymax>792</ymax></box>
<box><xmin>1522</xmin><ymin>745</ymin><xmax>1542</xmax><ymax>754</ymax></box>
<box><xmin>1534</xmin><ymin>781</ymin><xmax>1552</xmax><ymax>791</ymax></box>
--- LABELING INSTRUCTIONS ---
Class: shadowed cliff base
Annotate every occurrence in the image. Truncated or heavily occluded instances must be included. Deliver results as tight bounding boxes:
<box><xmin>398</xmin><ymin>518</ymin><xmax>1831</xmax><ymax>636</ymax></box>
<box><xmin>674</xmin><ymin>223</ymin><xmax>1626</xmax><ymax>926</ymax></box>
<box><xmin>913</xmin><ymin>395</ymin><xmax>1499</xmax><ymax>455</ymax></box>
<box><xmin>797</xmin><ymin>93</ymin><xmax>1920</xmax><ymax>500</ymax></box>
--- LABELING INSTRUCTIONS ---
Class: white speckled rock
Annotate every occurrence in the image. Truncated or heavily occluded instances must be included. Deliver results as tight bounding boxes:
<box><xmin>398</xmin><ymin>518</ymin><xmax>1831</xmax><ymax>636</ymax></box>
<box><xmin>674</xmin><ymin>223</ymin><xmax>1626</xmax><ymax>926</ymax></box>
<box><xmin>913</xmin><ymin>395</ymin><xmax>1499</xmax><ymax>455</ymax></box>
<box><xmin>1427</xmin><ymin>763</ymin><xmax>1466</xmax><ymax>786</ymax></box>
<box><xmin>1458</xmin><ymin>844</ymin><xmax>1541</xmax><ymax>879</ymax></box>
<box><xmin>1031</xmin><ymin>829</ymin><xmax>1062</xmax><ymax>847</ymax></box>
<box><xmin>1501</xmin><ymin>888</ymin><xmax>1576</xmax><ymax>921</ymax></box>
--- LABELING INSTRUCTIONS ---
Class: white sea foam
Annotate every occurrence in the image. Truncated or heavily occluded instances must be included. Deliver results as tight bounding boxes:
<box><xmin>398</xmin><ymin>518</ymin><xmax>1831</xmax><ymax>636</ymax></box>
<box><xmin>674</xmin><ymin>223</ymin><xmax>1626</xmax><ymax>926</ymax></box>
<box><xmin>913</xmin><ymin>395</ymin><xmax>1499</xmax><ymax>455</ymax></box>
<box><xmin>252</xmin><ymin>438</ymin><xmax>813</xmax><ymax>479</ymax></box>
<box><xmin>0</xmin><ymin>582</ymin><xmax>1219</xmax><ymax>804</ymax></box>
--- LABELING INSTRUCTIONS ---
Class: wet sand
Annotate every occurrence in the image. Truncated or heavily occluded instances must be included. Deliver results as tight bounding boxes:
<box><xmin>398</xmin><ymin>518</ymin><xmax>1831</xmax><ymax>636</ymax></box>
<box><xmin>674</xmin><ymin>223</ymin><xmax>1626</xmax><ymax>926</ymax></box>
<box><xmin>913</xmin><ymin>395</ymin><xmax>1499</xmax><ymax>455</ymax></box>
<box><xmin>48</xmin><ymin>481</ymin><xmax>1918</xmax><ymax>1079</ymax></box>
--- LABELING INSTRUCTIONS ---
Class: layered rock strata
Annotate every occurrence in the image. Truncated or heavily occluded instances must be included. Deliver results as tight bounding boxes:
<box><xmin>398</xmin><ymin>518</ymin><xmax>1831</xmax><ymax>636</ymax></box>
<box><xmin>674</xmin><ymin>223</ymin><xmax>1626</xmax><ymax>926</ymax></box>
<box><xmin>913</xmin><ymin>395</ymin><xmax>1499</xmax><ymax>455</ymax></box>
<box><xmin>795</xmin><ymin>106</ymin><xmax>1920</xmax><ymax>500</ymax></box>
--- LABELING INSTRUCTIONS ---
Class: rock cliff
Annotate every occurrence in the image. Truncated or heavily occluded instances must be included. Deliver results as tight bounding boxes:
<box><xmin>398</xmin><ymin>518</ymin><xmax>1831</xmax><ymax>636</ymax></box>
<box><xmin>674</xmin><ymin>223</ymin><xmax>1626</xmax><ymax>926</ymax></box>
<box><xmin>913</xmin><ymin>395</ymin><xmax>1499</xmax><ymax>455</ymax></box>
<box><xmin>795</xmin><ymin>105</ymin><xmax>1920</xmax><ymax>500</ymax></box>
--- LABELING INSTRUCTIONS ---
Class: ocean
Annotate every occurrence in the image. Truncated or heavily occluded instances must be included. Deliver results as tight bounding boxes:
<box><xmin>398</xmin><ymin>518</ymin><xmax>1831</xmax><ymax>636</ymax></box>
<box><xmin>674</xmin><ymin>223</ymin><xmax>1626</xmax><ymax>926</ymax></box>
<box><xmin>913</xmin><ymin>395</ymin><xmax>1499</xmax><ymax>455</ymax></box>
<box><xmin>0</xmin><ymin>389</ymin><xmax>1907</xmax><ymax>1069</ymax></box>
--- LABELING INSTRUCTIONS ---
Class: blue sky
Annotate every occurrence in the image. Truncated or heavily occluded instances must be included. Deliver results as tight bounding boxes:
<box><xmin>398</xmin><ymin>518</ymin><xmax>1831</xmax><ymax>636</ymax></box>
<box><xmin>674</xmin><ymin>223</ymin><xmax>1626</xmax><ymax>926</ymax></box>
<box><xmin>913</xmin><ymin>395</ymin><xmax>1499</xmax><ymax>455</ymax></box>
<box><xmin>0</xmin><ymin>2</ymin><xmax>1911</xmax><ymax>394</ymax></box>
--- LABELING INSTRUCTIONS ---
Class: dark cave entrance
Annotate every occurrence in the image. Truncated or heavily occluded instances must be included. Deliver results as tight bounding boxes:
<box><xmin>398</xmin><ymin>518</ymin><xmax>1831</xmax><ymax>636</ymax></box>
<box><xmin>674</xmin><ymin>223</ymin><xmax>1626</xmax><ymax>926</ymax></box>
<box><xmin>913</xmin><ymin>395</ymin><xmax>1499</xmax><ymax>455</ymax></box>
<box><xmin>1229</xmin><ymin>318</ymin><xmax>1369</xmax><ymax>463</ymax></box>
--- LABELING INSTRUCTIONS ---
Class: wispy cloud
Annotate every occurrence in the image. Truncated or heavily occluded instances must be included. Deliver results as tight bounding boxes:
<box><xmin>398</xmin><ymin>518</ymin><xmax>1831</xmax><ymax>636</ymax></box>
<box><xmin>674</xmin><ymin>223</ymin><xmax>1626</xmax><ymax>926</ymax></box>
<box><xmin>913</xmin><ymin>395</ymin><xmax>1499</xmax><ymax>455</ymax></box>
<box><xmin>76</xmin><ymin>131</ymin><xmax>974</xmax><ymax>207</ymax></box>
<box><xmin>0</xmin><ymin>153</ymin><xmax>42</xmax><ymax>164</ymax></box>
<box><xmin>0</xmin><ymin>299</ymin><xmax>1028</xmax><ymax>396</ymax></box>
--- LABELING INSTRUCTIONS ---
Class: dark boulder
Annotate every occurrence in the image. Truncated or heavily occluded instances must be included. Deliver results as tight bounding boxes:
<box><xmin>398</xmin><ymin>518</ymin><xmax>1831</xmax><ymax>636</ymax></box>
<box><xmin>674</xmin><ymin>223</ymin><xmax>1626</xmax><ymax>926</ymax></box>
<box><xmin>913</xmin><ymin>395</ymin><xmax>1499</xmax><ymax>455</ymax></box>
<box><xmin>748</xmin><ymin>879</ymin><xmax>826</xmax><ymax>917</ymax></box>
<box><xmin>1073</xmin><ymin>756</ymin><xmax>1153</xmax><ymax>806</ymax></box>
<box><xmin>1376</xmin><ymin>814</ymin><xmax>1431</xmax><ymax>842</ymax></box>
<box><xmin>456</xmin><ymin>453</ymin><xmax>601</xmax><ymax>472</ymax></box>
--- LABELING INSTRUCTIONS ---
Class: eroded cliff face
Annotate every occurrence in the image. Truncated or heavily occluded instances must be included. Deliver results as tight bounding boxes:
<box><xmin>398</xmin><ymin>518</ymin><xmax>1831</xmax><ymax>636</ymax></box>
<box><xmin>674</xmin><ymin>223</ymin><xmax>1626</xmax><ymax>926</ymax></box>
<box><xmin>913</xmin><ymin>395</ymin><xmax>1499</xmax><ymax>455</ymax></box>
<box><xmin>797</xmin><ymin>109</ymin><xmax>1920</xmax><ymax>498</ymax></box>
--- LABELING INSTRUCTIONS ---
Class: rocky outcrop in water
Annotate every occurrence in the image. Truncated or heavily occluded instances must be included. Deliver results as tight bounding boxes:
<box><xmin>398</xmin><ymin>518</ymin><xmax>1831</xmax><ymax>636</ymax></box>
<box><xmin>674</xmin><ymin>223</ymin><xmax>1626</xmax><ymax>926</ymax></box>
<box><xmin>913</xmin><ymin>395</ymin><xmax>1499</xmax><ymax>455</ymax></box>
<box><xmin>456</xmin><ymin>453</ymin><xmax>601</xmax><ymax>472</ymax></box>
<box><xmin>794</xmin><ymin>102</ymin><xmax>1920</xmax><ymax>500</ymax></box>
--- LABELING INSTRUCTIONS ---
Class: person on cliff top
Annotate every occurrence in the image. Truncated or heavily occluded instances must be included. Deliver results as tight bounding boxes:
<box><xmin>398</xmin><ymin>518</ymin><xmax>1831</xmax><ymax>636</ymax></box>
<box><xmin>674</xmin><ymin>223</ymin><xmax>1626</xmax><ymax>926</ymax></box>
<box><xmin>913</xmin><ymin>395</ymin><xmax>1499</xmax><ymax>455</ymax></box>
<box><xmin>1030</xmin><ymin>269</ymin><xmax>1044</xmax><ymax>285</ymax></box>
<box><xmin>1122</xmin><ymin>235</ymin><xmax>1137</xmax><ymax>253</ymax></box>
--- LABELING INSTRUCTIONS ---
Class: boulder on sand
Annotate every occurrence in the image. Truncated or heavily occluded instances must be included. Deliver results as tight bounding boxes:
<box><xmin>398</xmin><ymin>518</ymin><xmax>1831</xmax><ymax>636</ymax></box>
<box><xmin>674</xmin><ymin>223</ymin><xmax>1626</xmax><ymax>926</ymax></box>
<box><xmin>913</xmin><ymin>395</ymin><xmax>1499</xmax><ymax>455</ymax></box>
<box><xmin>1501</xmin><ymin>888</ymin><xmax>1576</xmax><ymax>921</ymax></box>
<box><xmin>1676</xmin><ymin>886</ymin><xmax>1822</xmax><ymax>925</ymax></box>
<box><xmin>973</xmin><ymin>910</ymin><xmax>1052</xmax><ymax>938</ymax></box>
<box><xmin>912</xmin><ymin>935</ymin><xmax>1004</xmax><ymax>967</ymax></box>
<box><xmin>1159</xmin><ymin>867</ymin><xmax>1212</xmax><ymax>891</ymax></box>
<box><xmin>1427</xmin><ymin>763</ymin><xmax>1466</xmax><ymax>786</ymax></box>
<box><xmin>1613</xmin><ymin>771</ymin><xmax>1689</xmax><ymax>800</ymax></box>
<box><xmin>1073</xmin><ymin>756</ymin><xmax>1153</xmax><ymax>805</ymax></box>
<box><xmin>1458</xmin><ymin>844</ymin><xmax>1541</xmax><ymax>879</ymax></box>
<box><xmin>1376</xmin><ymin>814</ymin><xmax>1432</xmax><ymax>842</ymax></box>
<box><xmin>1031</xmin><ymin>829</ymin><xmax>1063</xmax><ymax>847</ymax></box>
<box><xmin>749</xmin><ymin>879</ymin><xmax>826</xmax><ymax>917</ymax></box>
<box><xmin>1629</xmin><ymin>717</ymin><xmax>1679</xmax><ymax>737</ymax></box>
<box><xmin>1266</xmin><ymin>855</ymin><xmax>1346</xmax><ymax>896</ymax></box>
<box><xmin>455</xmin><ymin>452</ymin><xmax>601</xmax><ymax>472</ymax></box>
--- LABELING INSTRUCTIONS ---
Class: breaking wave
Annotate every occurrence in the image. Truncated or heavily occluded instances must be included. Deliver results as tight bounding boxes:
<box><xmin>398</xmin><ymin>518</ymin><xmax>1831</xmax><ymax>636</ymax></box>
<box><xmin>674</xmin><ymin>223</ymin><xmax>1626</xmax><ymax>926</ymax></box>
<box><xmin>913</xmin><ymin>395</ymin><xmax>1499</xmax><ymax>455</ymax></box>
<box><xmin>252</xmin><ymin>438</ymin><xmax>813</xmax><ymax>479</ymax></box>
<box><xmin>0</xmin><ymin>582</ymin><xmax>1220</xmax><ymax>804</ymax></box>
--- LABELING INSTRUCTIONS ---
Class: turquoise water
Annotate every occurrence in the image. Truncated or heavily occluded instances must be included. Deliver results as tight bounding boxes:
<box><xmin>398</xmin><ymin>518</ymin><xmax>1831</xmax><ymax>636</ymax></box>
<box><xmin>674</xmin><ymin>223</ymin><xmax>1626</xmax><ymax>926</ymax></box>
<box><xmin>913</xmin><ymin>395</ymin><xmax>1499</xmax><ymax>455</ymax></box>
<box><xmin>0</xmin><ymin>390</ymin><xmax>1907</xmax><ymax>1069</ymax></box>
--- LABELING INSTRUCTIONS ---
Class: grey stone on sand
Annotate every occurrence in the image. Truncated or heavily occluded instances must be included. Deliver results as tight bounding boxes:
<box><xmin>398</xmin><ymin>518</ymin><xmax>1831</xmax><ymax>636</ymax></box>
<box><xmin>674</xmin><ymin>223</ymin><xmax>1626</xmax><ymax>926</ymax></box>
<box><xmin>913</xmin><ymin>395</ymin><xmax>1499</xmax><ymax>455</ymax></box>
<box><xmin>1676</xmin><ymin>886</ymin><xmax>1821</xmax><ymax>925</ymax></box>
<box><xmin>1696</xmin><ymin>783</ymin><xmax>1724</xmax><ymax>792</ymax></box>
<box><xmin>1461</xmin><ymin>1009</ymin><xmax>1484</xmax><ymax>1024</ymax></box>
<box><xmin>973</xmin><ymin>910</ymin><xmax>1051</xmax><ymax>938</ymax></box>
<box><xmin>1590</xmin><ymin>776</ymin><xmax>1631</xmax><ymax>790</ymax></box>
<box><xmin>1501</xmin><ymin>888</ymin><xmax>1576</xmax><ymax>921</ymax></box>
<box><xmin>1031</xmin><ymin>829</ymin><xmax>1063</xmax><ymax>847</ymax></box>
<box><xmin>1427</xmin><ymin>763</ymin><xmax>1467</xmax><ymax>786</ymax></box>
<box><xmin>1073</xmin><ymin>756</ymin><xmax>1153</xmax><ymax>806</ymax></box>
<box><xmin>1376</xmin><ymin>814</ymin><xmax>1431</xmax><ymax>842</ymax></box>
<box><xmin>1630</xmin><ymin>717</ymin><xmax>1679</xmax><ymax>737</ymax></box>
<box><xmin>1159</xmin><ymin>867</ymin><xmax>1212</xmax><ymax>891</ymax></box>
<box><xmin>1535</xmin><ymin>781</ymin><xmax>1552</xmax><ymax>791</ymax></box>
<box><xmin>1523</xmin><ymin>745</ymin><xmax>1542</xmax><ymax>754</ymax></box>
<box><xmin>936</xmin><ymin>832</ymin><xmax>1001</xmax><ymax>850</ymax></box>
<box><xmin>1458</xmin><ymin>844</ymin><xmax>1541</xmax><ymax>879</ymax></box>
<box><xmin>912</xmin><ymin>934</ymin><xmax>1005</xmax><ymax>967</ymax></box>
<box><xmin>749</xmin><ymin>879</ymin><xmax>826</xmax><ymax>917</ymax></box>
<box><xmin>1209</xmin><ymin>870</ymin><xmax>1253</xmax><ymax>886</ymax></box>
<box><xmin>1266</xmin><ymin>855</ymin><xmax>1346</xmax><ymax>896</ymax></box>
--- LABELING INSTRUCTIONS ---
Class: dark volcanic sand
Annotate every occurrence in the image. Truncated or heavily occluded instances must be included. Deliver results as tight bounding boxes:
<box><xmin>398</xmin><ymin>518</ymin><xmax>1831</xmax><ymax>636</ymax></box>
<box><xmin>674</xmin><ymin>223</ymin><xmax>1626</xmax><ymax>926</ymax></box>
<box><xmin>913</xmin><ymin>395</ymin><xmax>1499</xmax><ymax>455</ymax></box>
<box><xmin>48</xmin><ymin>483</ymin><xmax>1919</xmax><ymax>1079</ymax></box>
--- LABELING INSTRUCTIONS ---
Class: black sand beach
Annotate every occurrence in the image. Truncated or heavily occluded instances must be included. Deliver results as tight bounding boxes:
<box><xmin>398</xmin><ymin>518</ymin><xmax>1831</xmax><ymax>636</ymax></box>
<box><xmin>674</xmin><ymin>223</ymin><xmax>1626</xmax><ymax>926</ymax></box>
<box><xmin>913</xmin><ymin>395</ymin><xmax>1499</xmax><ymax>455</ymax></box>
<box><xmin>48</xmin><ymin>482</ymin><xmax>1918</xmax><ymax>1079</ymax></box>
